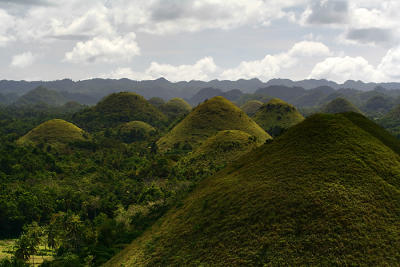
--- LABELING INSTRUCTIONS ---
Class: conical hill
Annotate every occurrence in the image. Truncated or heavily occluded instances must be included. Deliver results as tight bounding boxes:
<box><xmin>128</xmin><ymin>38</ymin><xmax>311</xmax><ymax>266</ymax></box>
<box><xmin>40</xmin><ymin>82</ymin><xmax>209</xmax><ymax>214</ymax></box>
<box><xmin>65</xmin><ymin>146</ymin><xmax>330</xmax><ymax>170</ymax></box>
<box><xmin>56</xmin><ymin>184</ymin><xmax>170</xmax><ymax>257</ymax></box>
<box><xmin>17</xmin><ymin>119</ymin><xmax>88</xmax><ymax>146</ymax></box>
<box><xmin>156</xmin><ymin>96</ymin><xmax>271</xmax><ymax>152</ymax></box>
<box><xmin>252</xmin><ymin>98</ymin><xmax>304</xmax><ymax>136</ymax></box>
<box><xmin>73</xmin><ymin>92</ymin><xmax>167</xmax><ymax>131</ymax></box>
<box><xmin>107</xmin><ymin>113</ymin><xmax>400</xmax><ymax>266</ymax></box>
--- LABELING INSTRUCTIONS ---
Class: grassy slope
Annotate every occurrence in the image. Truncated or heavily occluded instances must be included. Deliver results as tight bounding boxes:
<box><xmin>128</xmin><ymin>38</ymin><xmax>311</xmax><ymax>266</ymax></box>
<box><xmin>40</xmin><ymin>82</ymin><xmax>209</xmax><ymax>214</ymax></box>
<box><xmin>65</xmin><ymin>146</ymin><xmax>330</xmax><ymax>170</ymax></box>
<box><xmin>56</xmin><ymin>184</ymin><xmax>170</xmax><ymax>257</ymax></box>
<box><xmin>17</xmin><ymin>119</ymin><xmax>87</xmax><ymax>146</ymax></box>
<box><xmin>240</xmin><ymin>100</ymin><xmax>263</xmax><ymax>116</ymax></box>
<box><xmin>178</xmin><ymin>130</ymin><xmax>260</xmax><ymax>175</ymax></box>
<box><xmin>73</xmin><ymin>92</ymin><xmax>167</xmax><ymax>131</ymax></box>
<box><xmin>157</xmin><ymin>96</ymin><xmax>271</xmax><ymax>152</ymax></box>
<box><xmin>322</xmin><ymin>97</ymin><xmax>362</xmax><ymax>114</ymax></box>
<box><xmin>252</xmin><ymin>98</ymin><xmax>304</xmax><ymax>136</ymax></box>
<box><xmin>107</xmin><ymin>113</ymin><xmax>400</xmax><ymax>266</ymax></box>
<box><xmin>119</xmin><ymin>121</ymin><xmax>156</xmax><ymax>134</ymax></box>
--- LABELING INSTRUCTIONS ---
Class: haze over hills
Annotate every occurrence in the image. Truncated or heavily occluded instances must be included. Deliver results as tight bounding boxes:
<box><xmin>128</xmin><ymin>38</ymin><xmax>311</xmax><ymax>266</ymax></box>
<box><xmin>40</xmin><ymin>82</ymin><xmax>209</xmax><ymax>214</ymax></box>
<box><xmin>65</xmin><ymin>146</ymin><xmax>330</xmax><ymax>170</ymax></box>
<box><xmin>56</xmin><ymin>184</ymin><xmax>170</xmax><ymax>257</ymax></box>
<box><xmin>106</xmin><ymin>113</ymin><xmax>400</xmax><ymax>266</ymax></box>
<box><xmin>2</xmin><ymin>78</ymin><xmax>400</xmax><ymax>105</ymax></box>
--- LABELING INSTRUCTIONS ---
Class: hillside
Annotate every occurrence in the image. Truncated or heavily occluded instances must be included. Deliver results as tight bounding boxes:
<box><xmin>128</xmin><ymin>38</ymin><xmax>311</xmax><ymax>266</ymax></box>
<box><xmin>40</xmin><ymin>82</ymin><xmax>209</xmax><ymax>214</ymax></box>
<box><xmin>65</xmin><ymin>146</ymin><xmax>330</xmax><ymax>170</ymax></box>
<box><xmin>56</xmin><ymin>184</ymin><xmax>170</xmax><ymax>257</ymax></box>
<box><xmin>156</xmin><ymin>96</ymin><xmax>271</xmax><ymax>152</ymax></box>
<box><xmin>240</xmin><ymin>100</ymin><xmax>263</xmax><ymax>116</ymax></box>
<box><xmin>321</xmin><ymin>97</ymin><xmax>362</xmax><ymax>114</ymax></box>
<box><xmin>159</xmin><ymin>98</ymin><xmax>192</xmax><ymax>121</ymax></box>
<box><xmin>106</xmin><ymin>113</ymin><xmax>400</xmax><ymax>266</ymax></box>
<box><xmin>72</xmin><ymin>92</ymin><xmax>167</xmax><ymax>131</ymax></box>
<box><xmin>178</xmin><ymin>130</ymin><xmax>259</xmax><ymax>177</ymax></box>
<box><xmin>17</xmin><ymin>119</ymin><xmax>88</xmax><ymax>147</ymax></box>
<box><xmin>14</xmin><ymin>86</ymin><xmax>68</xmax><ymax>107</ymax></box>
<box><xmin>252</xmin><ymin>98</ymin><xmax>304</xmax><ymax>136</ymax></box>
<box><xmin>117</xmin><ymin>121</ymin><xmax>157</xmax><ymax>143</ymax></box>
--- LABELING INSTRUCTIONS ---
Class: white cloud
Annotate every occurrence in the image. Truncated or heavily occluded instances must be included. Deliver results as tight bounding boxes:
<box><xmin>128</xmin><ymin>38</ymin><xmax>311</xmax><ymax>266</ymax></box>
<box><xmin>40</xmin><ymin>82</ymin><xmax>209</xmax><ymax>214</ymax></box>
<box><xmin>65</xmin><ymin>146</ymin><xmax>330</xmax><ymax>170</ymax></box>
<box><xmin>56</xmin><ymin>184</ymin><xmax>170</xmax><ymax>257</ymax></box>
<box><xmin>308</xmin><ymin>56</ymin><xmax>385</xmax><ymax>83</ymax></box>
<box><xmin>221</xmin><ymin>41</ymin><xmax>331</xmax><ymax>80</ymax></box>
<box><xmin>64</xmin><ymin>33</ymin><xmax>140</xmax><ymax>64</ymax></box>
<box><xmin>378</xmin><ymin>46</ymin><xmax>400</xmax><ymax>80</ymax></box>
<box><xmin>10</xmin><ymin>51</ymin><xmax>36</xmax><ymax>68</ymax></box>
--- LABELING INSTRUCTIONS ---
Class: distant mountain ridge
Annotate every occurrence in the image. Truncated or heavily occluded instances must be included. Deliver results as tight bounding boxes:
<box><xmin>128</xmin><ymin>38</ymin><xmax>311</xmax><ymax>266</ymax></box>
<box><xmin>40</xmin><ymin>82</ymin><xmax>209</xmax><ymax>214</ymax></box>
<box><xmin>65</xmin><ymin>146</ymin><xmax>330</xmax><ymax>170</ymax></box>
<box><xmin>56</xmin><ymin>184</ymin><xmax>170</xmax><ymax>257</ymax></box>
<box><xmin>2</xmin><ymin>78</ymin><xmax>400</xmax><ymax>105</ymax></box>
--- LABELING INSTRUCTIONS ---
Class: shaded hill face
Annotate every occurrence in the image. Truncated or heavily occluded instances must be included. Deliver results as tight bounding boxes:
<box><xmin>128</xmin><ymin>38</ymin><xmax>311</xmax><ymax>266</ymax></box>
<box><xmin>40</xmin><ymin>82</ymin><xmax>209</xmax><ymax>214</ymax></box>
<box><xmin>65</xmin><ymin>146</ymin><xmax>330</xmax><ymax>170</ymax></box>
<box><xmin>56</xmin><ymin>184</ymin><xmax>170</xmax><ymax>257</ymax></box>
<box><xmin>321</xmin><ymin>97</ymin><xmax>362</xmax><ymax>114</ymax></box>
<box><xmin>291</xmin><ymin>86</ymin><xmax>335</xmax><ymax>108</ymax></box>
<box><xmin>156</xmin><ymin>96</ymin><xmax>271</xmax><ymax>152</ymax></box>
<box><xmin>240</xmin><ymin>100</ymin><xmax>263</xmax><ymax>116</ymax></box>
<box><xmin>178</xmin><ymin>130</ymin><xmax>259</xmax><ymax>177</ymax></box>
<box><xmin>72</xmin><ymin>92</ymin><xmax>167</xmax><ymax>131</ymax></box>
<box><xmin>378</xmin><ymin>105</ymin><xmax>400</xmax><ymax>137</ymax></box>
<box><xmin>106</xmin><ymin>113</ymin><xmax>400</xmax><ymax>266</ymax></box>
<box><xmin>17</xmin><ymin>119</ymin><xmax>88</xmax><ymax>147</ymax></box>
<box><xmin>159</xmin><ymin>98</ymin><xmax>192</xmax><ymax>121</ymax></box>
<box><xmin>252</xmin><ymin>98</ymin><xmax>304</xmax><ymax>137</ymax></box>
<box><xmin>14</xmin><ymin>86</ymin><xmax>68</xmax><ymax>107</ymax></box>
<box><xmin>362</xmin><ymin>95</ymin><xmax>394</xmax><ymax>115</ymax></box>
<box><xmin>148</xmin><ymin>97</ymin><xmax>165</xmax><ymax>108</ymax></box>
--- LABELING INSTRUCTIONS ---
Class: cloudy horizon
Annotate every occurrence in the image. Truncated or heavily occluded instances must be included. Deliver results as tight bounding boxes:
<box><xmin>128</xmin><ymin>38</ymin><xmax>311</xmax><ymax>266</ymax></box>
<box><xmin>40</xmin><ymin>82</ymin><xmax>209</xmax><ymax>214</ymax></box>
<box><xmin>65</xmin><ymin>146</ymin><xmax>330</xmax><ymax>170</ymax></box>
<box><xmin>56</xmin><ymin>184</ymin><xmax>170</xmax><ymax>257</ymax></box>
<box><xmin>1</xmin><ymin>0</ymin><xmax>399</xmax><ymax>83</ymax></box>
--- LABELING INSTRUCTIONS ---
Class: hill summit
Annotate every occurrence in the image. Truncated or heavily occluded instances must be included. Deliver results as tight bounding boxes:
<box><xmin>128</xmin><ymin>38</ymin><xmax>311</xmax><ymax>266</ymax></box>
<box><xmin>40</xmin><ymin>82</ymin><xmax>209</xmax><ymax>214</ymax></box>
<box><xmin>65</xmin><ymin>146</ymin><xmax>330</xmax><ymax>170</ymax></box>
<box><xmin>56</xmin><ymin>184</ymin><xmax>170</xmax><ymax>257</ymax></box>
<box><xmin>156</xmin><ymin>96</ymin><xmax>271</xmax><ymax>152</ymax></box>
<box><xmin>322</xmin><ymin>97</ymin><xmax>362</xmax><ymax>114</ymax></box>
<box><xmin>159</xmin><ymin>97</ymin><xmax>192</xmax><ymax>121</ymax></box>
<box><xmin>252</xmin><ymin>98</ymin><xmax>304</xmax><ymax>136</ymax></box>
<box><xmin>107</xmin><ymin>113</ymin><xmax>400</xmax><ymax>266</ymax></box>
<box><xmin>17</xmin><ymin>119</ymin><xmax>88</xmax><ymax>147</ymax></box>
<box><xmin>14</xmin><ymin>86</ymin><xmax>68</xmax><ymax>107</ymax></box>
<box><xmin>73</xmin><ymin>92</ymin><xmax>167</xmax><ymax>131</ymax></box>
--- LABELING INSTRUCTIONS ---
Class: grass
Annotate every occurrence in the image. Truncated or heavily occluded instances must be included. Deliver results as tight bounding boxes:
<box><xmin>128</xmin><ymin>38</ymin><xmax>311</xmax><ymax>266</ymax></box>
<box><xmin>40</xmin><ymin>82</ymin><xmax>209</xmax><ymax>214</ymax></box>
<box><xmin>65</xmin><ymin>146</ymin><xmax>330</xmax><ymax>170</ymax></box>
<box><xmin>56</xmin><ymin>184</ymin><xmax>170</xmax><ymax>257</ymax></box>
<box><xmin>252</xmin><ymin>98</ymin><xmax>304</xmax><ymax>137</ymax></box>
<box><xmin>106</xmin><ymin>113</ymin><xmax>400</xmax><ymax>266</ymax></box>
<box><xmin>156</xmin><ymin>96</ymin><xmax>271</xmax><ymax>152</ymax></box>
<box><xmin>0</xmin><ymin>239</ymin><xmax>54</xmax><ymax>266</ymax></box>
<box><xmin>17</xmin><ymin>119</ymin><xmax>88</xmax><ymax>147</ymax></box>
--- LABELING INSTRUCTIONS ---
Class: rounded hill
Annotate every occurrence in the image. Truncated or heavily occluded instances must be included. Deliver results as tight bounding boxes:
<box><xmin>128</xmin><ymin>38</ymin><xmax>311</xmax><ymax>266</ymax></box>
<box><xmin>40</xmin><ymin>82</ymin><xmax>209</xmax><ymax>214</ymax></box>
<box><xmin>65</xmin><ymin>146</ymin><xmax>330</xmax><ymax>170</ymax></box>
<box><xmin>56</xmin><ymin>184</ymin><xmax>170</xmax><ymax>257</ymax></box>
<box><xmin>17</xmin><ymin>119</ymin><xmax>88</xmax><ymax>146</ymax></box>
<box><xmin>118</xmin><ymin>121</ymin><xmax>156</xmax><ymax>143</ymax></box>
<box><xmin>321</xmin><ymin>97</ymin><xmax>362</xmax><ymax>114</ymax></box>
<box><xmin>252</xmin><ymin>98</ymin><xmax>304</xmax><ymax>136</ymax></box>
<box><xmin>107</xmin><ymin>113</ymin><xmax>400</xmax><ymax>266</ymax></box>
<box><xmin>72</xmin><ymin>92</ymin><xmax>167</xmax><ymax>131</ymax></box>
<box><xmin>156</xmin><ymin>96</ymin><xmax>271</xmax><ymax>152</ymax></box>
<box><xmin>240</xmin><ymin>100</ymin><xmax>263</xmax><ymax>116</ymax></box>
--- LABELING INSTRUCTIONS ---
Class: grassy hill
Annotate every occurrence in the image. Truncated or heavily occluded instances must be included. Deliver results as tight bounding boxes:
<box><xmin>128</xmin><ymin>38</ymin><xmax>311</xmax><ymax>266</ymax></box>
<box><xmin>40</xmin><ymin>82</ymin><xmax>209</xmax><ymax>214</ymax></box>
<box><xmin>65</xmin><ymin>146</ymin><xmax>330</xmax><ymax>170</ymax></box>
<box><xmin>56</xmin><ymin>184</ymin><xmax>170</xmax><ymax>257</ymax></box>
<box><xmin>378</xmin><ymin>104</ymin><xmax>400</xmax><ymax>137</ymax></box>
<box><xmin>178</xmin><ymin>130</ymin><xmax>260</xmax><ymax>178</ymax></box>
<box><xmin>252</xmin><ymin>98</ymin><xmax>304</xmax><ymax>136</ymax></box>
<box><xmin>321</xmin><ymin>97</ymin><xmax>362</xmax><ymax>114</ymax></box>
<box><xmin>156</xmin><ymin>96</ymin><xmax>271</xmax><ymax>152</ymax></box>
<box><xmin>14</xmin><ymin>86</ymin><xmax>68</xmax><ymax>107</ymax></box>
<box><xmin>72</xmin><ymin>92</ymin><xmax>167</xmax><ymax>131</ymax></box>
<box><xmin>17</xmin><ymin>119</ymin><xmax>88</xmax><ymax>147</ymax></box>
<box><xmin>159</xmin><ymin>98</ymin><xmax>192</xmax><ymax>121</ymax></box>
<box><xmin>118</xmin><ymin>121</ymin><xmax>157</xmax><ymax>143</ymax></box>
<box><xmin>240</xmin><ymin>100</ymin><xmax>263</xmax><ymax>116</ymax></box>
<box><xmin>106</xmin><ymin>113</ymin><xmax>400</xmax><ymax>266</ymax></box>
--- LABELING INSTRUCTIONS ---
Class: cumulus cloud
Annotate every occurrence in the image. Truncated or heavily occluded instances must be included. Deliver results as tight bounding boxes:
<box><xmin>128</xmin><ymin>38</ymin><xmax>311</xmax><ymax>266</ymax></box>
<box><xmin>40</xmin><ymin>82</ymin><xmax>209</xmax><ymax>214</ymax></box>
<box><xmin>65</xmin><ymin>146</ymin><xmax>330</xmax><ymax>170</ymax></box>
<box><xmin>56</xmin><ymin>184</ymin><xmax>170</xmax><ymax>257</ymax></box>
<box><xmin>10</xmin><ymin>52</ymin><xmax>36</xmax><ymax>68</ymax></box>
<box><xmin>64</xmin><ymin>33</ymin><xmax>140</xmax><ymax>64</ymax></box>
<box><xmin>221</xmin><ymin>41</ymin><xmax>331</xmax><ymax>80</ymax></box>
<box><xmin>308</xmin><ymin>48</ymin><xmax>400</xmax><ymax>83</ymax></box>
<box><xmin>345</xmin><ymin>28</ymin><xmax>394</xmax><ymax>46</ymax></box>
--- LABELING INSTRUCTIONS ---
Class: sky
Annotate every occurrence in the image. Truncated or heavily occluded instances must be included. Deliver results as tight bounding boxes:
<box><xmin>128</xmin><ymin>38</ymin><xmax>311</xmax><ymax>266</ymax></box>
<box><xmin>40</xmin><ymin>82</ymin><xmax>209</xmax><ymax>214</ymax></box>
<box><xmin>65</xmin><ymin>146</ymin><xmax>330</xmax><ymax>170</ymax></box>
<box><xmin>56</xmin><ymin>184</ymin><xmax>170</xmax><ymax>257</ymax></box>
<box><xmin>0</xmin><ymin>0</ymin><xmax>399</xmax><ymax>83</ymax></box>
